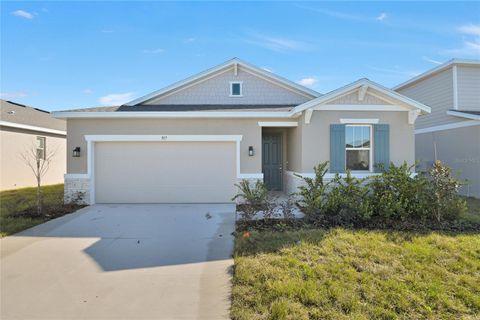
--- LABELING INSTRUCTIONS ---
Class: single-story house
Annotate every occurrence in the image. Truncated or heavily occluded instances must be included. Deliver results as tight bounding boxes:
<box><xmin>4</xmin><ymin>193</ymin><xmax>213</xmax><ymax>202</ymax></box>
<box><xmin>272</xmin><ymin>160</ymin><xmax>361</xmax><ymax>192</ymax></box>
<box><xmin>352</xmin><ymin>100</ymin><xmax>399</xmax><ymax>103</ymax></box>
<box><xmin>53</xmin><ymin>58</ymin><xmax>430</xmax><ymax>204</ymax></box>
<box><xmin>1</xmin><ymin>100</ymin><xmax>67</xmax><ymax>190</ymax></box>
<box><xmin>394</xmin><ymin>59</ymin><xmax>480</xmax><ymax>198</ymax></box>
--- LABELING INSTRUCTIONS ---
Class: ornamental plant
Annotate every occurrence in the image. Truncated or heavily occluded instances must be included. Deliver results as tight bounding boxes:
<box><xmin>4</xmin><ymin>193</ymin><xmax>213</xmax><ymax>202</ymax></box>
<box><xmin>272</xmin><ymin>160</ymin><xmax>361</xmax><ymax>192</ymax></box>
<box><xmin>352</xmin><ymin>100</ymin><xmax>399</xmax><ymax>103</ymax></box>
<box><xmin>428</xmin><ymin>160</ymin><xmax>467</xmax><ymax>222</ymax></box>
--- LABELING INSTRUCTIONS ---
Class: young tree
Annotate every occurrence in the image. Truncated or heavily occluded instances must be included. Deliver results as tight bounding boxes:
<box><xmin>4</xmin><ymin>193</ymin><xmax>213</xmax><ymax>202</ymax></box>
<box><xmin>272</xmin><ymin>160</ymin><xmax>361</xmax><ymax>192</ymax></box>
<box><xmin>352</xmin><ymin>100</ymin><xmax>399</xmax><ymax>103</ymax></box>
<box><xmin>20</xmin><ymin>140</ymin><xmax>57</xmax><ymax>215</ymax></box>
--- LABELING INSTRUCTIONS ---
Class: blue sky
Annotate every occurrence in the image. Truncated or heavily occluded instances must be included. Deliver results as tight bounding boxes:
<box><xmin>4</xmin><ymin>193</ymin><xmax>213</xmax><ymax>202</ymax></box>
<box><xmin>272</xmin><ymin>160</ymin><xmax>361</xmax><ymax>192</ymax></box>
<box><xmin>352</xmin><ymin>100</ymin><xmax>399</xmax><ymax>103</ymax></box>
<box><xmin>1</xmin><ymin>1</ymin><xmax>479</xmax><ymax>111</ymax></box>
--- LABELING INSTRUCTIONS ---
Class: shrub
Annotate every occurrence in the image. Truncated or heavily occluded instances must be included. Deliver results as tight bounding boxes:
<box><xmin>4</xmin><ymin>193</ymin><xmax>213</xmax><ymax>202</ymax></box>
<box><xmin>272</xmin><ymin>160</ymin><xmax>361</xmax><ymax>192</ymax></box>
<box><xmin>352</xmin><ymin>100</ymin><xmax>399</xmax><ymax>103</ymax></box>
<box><xmin>324</xmin><ymin>171</ymin><xmax>371</xmax><ymax>224</ymax></box>
<box><xmin>294</xmin><ymin>162</ymin><xmax>330</xmax><ymax>219</ymax></box>
<box><xmin>367</xmin><ymin>162</ymin><xmax>431</xmax><ymax>222</ymax></box>
<box><xmin>428</xmin><ymin>160</ymin><xmax>467</xmax><ymax>222</ymax></box>
<box><xmin>232</xmin><ymin>180</ymin><xmax>268</xmax><ymax>220</ymax></box>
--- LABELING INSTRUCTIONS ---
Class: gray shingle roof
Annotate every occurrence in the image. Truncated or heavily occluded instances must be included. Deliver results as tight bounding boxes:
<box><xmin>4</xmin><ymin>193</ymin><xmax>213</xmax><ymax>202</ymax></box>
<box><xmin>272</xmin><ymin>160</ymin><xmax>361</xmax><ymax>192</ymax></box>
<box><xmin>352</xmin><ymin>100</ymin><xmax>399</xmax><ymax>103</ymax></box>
<box><xmin>1</xmin><ymin>100</ymin><xmax>66</xmax><ymax>131</ymax></box>
<box><xmin>60</xmin><ymin>104</ymin><xmax>295</xmax><ymax>113</ymax></box>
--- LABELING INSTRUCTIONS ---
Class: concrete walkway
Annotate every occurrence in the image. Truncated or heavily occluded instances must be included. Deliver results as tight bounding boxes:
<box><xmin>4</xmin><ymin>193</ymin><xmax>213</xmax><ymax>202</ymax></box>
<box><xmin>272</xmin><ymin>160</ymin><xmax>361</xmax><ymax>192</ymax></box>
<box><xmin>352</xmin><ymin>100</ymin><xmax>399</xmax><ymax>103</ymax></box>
<box><xmin>1</xmin><ymin>204</ymin><xmax>236</xmax><ymax>320</ymax></box>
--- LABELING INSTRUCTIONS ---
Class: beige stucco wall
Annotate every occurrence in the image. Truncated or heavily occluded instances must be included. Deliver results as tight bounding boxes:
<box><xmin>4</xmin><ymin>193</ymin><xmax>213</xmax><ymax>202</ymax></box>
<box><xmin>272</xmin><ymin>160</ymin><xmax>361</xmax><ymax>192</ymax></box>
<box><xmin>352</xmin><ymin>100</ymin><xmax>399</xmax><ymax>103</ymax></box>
<box><xmin>67</xmin><ymin>111</ymin><xmax>415</xmax><ymax>177</ymax></box>
<box><xmin>145</xmin><ymin>66</ymin><xmax>312</xmax><ymax>105</ymax></box>
<box><xmin>300</xmin><ymin>111</ymin><xmax>415</xmax><ymax>172</ymax></box>
<box><xmin>416</xmin><ymin>124</ymin><xmax>480</xmax><ymax>198</ymax></box>
<box><xmin>67</xmin><ymin>118</ymin><xmax>290</xmax><ymax>175</ymax></box>
<box><xmin>0</xmin><ymin>128</ymin><xmax>66</xmax><ymax>190</ymax></box>
<box><xmin>286</xmin><ymin>126</ymin><xmax>302</xmax><ymax>172</ymax></box>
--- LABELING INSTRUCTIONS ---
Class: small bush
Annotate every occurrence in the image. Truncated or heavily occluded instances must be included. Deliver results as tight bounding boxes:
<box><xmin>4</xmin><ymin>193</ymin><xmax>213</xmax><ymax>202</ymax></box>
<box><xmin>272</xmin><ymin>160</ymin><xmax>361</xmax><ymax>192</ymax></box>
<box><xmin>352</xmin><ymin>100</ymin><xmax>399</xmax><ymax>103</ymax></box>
<box><xmin>294</xmin><ymin>162</ymin><xmax>329</xmax><ymax>219</ymax></box>
<box><xmin>368</xmin><ymin>162</ymin><xmax>431</xmax><ymax>222</ymax></box>
<box><xmin>232</xmin><ymin>180</ymin><xmax>268</xmax><ymax>220</ymax></box>
<box><xmin>428</xmin><ymin>160</ymin><xmax>467</xmax><ymax>222</ymax></box>
<box><xmin>324</xmin><ymin>171</ymin><xmax>371</xmax><ymax>225</ymax></box>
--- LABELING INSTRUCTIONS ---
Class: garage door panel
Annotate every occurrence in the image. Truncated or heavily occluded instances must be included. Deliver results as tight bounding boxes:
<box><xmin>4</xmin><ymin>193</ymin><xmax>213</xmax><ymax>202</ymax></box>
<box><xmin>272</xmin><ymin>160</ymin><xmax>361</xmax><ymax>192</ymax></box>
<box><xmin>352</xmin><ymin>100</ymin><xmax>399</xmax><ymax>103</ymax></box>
<box><xmin>95</xmin><ymin>141</ymin><xmax>236</xmax><ymax>203</ymax></box>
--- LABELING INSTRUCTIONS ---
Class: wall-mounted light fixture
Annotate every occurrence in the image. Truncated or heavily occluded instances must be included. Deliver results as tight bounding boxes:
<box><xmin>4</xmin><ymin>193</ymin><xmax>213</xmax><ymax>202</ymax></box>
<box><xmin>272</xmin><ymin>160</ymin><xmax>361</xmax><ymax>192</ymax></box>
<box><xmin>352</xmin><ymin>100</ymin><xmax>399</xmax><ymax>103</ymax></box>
<box><xmin>72</xmin><ymin>147</ymin><xmax>81</xmax><ymax>157</ymax></box>
<box><xmin>248</xmin><ymin>146</ymin><xmax>254</xmax><ymax>156</ymax></box>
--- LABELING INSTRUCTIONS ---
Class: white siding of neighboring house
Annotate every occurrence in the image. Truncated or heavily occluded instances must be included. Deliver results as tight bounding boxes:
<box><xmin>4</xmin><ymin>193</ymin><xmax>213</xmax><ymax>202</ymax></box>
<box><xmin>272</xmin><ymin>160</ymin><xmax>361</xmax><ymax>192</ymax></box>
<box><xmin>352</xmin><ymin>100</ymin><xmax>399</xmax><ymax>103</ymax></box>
<box><xmin>397</xmin><ymin>68</ymin><xmax>457</xmax><ymax>129</ymax></box>
<box><xmin>457</xmin><ymin>65</ymin><xmax>480</xmax><ymax>111</ymax></box>
<box><xmin>144</xmin><ymin>66</ymin><xmax>312</xmax><ymax>105</ymax></box>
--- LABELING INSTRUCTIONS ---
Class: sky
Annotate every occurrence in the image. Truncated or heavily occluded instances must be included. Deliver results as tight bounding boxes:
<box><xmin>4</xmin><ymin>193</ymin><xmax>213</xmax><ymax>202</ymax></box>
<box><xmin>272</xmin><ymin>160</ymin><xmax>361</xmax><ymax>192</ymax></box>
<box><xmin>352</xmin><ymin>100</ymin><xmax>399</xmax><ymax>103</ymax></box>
<box><xmin>1</xmin><ymin>1</ymin><xmax>479</xmax><ymax>111</ymax></box>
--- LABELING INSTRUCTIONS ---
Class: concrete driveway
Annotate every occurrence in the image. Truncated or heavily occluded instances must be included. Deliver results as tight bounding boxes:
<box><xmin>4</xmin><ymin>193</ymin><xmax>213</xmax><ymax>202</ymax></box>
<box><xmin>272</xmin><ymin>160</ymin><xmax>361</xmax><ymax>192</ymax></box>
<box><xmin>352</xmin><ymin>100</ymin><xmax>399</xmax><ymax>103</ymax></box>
<box><xmin>1</xmin><ymin>204</ymin><xmax>236</xmax><ymax>320</ymax></box>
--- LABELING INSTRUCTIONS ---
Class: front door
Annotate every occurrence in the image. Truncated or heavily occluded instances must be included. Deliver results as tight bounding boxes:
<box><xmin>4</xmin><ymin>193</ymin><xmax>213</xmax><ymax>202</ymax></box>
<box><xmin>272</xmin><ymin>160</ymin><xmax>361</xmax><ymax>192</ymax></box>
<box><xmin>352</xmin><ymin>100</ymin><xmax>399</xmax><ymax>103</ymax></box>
<box><xmin>262</xmin><ymin>133</ymin><xmax>282</xmax><ymax>191</ymax></box>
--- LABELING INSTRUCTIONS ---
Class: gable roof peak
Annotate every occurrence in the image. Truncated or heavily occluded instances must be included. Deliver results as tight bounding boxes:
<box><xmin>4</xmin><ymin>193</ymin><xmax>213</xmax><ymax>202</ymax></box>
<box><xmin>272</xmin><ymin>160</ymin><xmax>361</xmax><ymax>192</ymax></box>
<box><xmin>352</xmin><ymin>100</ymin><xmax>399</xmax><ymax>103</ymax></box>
<box><xmin>124</xmin><ymin>58</ymin><xmax>321</xmax><ymax>106</ymax></box>
<box><xmin>292</xmin><ymin>77</ymin><xmax>431</xmax><ymax>114</ymax></box>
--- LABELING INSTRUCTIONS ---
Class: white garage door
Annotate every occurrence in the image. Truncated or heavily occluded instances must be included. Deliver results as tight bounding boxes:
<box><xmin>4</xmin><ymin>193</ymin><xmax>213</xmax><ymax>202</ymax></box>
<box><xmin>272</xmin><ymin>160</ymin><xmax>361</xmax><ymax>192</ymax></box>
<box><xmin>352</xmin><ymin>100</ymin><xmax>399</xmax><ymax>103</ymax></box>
<box><xmin>94</xmin><ymin>141</ymin><xmax>237</xmax><ymax>203</ymax></box>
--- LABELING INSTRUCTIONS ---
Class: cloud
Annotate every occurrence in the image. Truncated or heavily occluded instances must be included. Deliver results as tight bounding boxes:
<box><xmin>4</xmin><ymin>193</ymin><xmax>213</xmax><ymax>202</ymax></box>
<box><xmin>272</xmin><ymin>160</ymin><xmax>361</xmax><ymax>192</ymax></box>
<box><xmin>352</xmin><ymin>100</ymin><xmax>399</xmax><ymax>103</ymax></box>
<box><xmin>445</xmin><ymin>24</ymin><xmax>480</xmax><ymax>57</ymax></box>
<box><xmin>99</xmin><ymin>93</ymin><xmax>135</xmax><ymax>105</ymax></box>
<box><xmin>422</xmin><ymin>56</ymin><xmax>443</xmax><ymax>65</ymax></box>
<box><xmin>83</xmin><ymin>89</ymin><xmax>93</xmax><ymax>94</ymax></box>
<box><xmin>0</xmin><ymin>92</ymin><xmax>28</xmax><ymax>98</ymax></box>
<box><xmin>245</xmin><ymin>33</ymin><xmax>310</xmax><ymax>52</ymax></box>
<box><xmin>458</xmin><ymin>24</ymin><xmax>480</xmax><ymax>36</ymax></box>
<box><xmin>12</xmin><ymin>10</ymin><xmax>34</xmax><ymax>19</ymax></box>
<box><xmin>296</xmin><ymin>5</ymin><xmax>380</xmax><ymax>23</ymax></box>
<box><xmin>297</xmin><ymin>77</ymin><xmax>318</xmax><ymax>87</ymax></box>
<box><xmin>142</xmin><ymin>48</ymin><xmax>165</xmax><ymax>54</ymax></box>
<box><xmin>376</xmin><ymin>13</ymin><xmax>387</xmax><ymax>21</ymax></box>
<box><xmin>184</xmin><ymin>37</ymin><xmax>196</xmax><ymax>43</ymax></box>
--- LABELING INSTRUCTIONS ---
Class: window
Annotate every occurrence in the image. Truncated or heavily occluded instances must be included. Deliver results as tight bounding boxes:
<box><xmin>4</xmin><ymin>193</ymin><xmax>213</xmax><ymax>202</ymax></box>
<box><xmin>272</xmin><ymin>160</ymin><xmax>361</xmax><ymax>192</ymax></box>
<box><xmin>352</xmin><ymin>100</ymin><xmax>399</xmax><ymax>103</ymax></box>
<box><xmin>36</xmin><ymin>136</ymin><xmax>46</xmax><ymax>160</ymax></box>
<box><xmin>230</xmin><ymin>81</ymin><xmax>242</xmax><ymax>97</ymax></box>
<box><xmin>345</xmin><ymin>125</ymin><xmax>371</xmax><ymax>171</ymax></box>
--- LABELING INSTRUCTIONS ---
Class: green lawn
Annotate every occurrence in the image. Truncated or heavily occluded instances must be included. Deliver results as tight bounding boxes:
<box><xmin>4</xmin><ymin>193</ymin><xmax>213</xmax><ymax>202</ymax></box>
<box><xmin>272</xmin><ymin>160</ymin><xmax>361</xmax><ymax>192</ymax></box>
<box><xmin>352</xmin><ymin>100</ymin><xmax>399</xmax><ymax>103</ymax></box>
<box><xmin>0</xmin><ymin>184</ymin><xmax>83</xmax><ymax>237</ymax></box>
<box><xmin>232</xmin><ymin>199</ymin><xmax>480</xmax><ymax>320</ymax></box>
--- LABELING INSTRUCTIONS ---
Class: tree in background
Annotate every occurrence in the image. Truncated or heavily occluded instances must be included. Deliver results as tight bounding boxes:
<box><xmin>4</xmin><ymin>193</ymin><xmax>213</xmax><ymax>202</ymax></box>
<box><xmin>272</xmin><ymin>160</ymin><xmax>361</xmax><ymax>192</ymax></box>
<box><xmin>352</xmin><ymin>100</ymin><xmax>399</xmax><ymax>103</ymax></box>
<box><xmin>20</xmin><ymin>138</ymin><xmax>57</xmax><ymax>215</ymax></box>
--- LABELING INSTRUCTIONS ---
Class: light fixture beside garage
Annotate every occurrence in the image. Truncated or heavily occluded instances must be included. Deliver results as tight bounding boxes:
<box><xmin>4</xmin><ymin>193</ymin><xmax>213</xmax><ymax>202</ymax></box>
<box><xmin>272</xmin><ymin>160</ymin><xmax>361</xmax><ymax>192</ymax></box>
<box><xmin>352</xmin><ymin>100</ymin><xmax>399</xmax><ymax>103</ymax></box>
<box><xmin>248</xmin><ymin>146</ymin><xmax>254</xmax><ymax>156</ymax></box>
<box><xmin>72</xmin><ymin>147</ymin><xmax>81</xmax><ymax>157</ymax></box>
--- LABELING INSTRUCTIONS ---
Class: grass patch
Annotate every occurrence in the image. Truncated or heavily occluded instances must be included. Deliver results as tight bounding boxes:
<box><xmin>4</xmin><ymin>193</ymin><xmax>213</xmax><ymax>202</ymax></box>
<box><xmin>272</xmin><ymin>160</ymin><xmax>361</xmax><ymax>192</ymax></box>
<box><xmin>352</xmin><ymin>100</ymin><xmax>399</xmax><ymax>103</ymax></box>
<box><xmin>232</xmin><ymin>228</ymin><xmax>480</xmax><ymax>319</ymax></box>
<box><xmin>0</xmin><ymin>184</ymin><xmax>83</xmax><ymax>237</ymax></box>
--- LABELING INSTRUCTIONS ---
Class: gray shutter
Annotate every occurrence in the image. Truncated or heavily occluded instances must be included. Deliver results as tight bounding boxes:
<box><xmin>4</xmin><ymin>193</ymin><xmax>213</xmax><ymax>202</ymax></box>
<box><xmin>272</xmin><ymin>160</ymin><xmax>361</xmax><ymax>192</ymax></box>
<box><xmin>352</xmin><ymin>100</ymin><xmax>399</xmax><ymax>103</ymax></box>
<box><xmin>330</xmin><ymin>124</ymin><xmax>346</xmax><ymax>173</ymax></box>
<box><xmin>374</xmin><ymin>124</ymin><xmax>390</xmax><ymax>172</ymax></box>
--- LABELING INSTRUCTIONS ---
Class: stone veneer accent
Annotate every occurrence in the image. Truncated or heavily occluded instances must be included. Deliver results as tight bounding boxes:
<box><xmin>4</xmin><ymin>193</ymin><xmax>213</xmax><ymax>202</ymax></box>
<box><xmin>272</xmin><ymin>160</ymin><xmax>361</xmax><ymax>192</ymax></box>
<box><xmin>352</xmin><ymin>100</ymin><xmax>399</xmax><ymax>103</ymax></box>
<box><xmin>64</xmin><ymin>175</ymin><xmax>90</xmax><ymax>205</ymax></box>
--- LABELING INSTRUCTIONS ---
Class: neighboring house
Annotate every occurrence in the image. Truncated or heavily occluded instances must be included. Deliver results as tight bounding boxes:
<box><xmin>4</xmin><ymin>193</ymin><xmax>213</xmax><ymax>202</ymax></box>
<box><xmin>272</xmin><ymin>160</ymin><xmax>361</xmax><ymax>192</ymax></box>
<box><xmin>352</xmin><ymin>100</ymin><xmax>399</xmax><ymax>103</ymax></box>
<box><xmin>394</xmin><ymin>59</ymin><xmax>480</xmax><ymax>198</ymax></box>
<box><xmin>53</xmin><ymin>58</ymin><xmax>430</xmax><ymax>204</ymax></box>
<box><xmin>0</xmin><ymin>100</ymin><xmax>67</xmax><ymax>190</ymax></box>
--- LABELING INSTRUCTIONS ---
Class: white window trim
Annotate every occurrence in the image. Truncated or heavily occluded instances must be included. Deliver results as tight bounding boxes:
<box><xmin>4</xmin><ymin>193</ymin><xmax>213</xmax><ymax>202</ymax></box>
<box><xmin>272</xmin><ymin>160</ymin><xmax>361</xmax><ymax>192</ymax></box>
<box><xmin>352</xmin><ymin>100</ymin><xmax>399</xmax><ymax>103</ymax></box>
<box><xmin>81</xmin><ymin>134</ymin><xmax>265</xmax><ymax>205</ymax></box>
<box><xmin>340</xmin><ymin>118</ymin><xmax>379</xmax><ymax>124</ymax></box>
<box><xmin>229</xmin><ymin>81</ymin><xmax>243</xmax><ymax>97</ymax></box>
<box><xmin>36</xmin><ymin>136</ymin><xmax>46</xmax><ymax>160</ymax></box>
<box><xmin>345</xmin><ymin>124</ymin><xmax>373</xmax><ymax>173</ymax></box>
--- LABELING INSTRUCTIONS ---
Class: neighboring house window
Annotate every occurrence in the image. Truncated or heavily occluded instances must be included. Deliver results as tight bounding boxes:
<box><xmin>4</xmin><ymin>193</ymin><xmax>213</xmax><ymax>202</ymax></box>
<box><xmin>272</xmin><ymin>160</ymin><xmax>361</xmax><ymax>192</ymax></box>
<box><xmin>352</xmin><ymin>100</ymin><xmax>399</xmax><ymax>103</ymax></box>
<box><xmin>36</xmin><ymin>136</ymin><xmax>46</xmax><ymax>160</ymax></box>
<box><xmin>230</xmin><ymin>81</ymin><xmax>243</xmax><ymax>97</ymax></box>
<box><xmin>345</xmin><ymin>125</ymin><xmax>371</xmax><ymax>171</ymax></box>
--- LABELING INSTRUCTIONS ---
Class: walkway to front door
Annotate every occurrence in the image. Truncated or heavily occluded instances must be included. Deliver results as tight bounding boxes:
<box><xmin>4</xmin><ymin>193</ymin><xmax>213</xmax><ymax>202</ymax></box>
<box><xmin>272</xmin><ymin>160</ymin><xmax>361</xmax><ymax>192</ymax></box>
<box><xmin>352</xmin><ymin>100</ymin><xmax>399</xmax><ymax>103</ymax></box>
<box><xmin>262</xmin><ymin>132</ymin><xmax>283</xmax><ymax>191</ymax></box>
